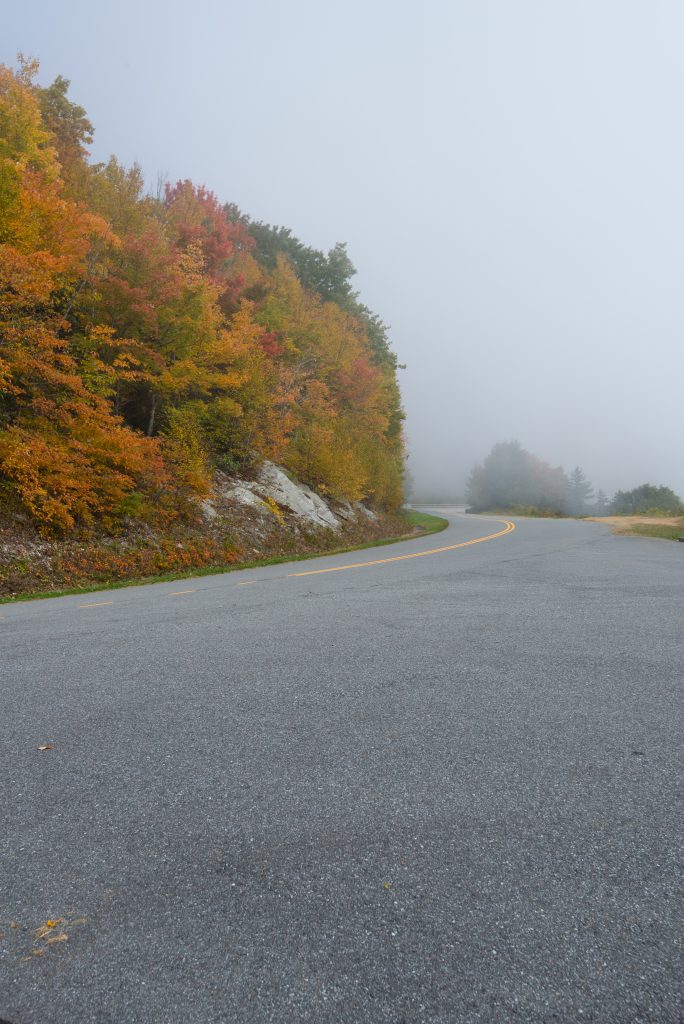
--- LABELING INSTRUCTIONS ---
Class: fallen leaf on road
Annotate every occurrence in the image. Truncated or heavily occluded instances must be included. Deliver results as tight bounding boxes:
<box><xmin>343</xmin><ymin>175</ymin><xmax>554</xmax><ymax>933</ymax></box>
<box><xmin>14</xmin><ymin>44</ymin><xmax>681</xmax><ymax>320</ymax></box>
<box><xmin>19</xmin><ymin>914</ymin><xmax>85</xmax><ymax>963</ymax></box>
<box><xmin>383</xmin><ymin>882</ymin><xmax>393</xmax><ymax>890</ymax></box>
<box><xmin>35</xmin><ymin>919</ymin><xmax>62</xmax><ymax>940</ymax></box>
<box><xmin>36</xmin><ymin>744</ymin><xmax>53</xmax><ymax>751</ymax></box>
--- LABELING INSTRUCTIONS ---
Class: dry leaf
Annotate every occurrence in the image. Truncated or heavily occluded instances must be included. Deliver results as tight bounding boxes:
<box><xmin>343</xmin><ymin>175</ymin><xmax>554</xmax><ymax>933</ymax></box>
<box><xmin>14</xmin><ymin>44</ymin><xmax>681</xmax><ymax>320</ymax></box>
<box><xmin>36</xmin><ymin>744</ymin><xmax>53</xmax><ymax>751</ymax></box>
<box><xmin>47</xmin><ymin>932</ymin><xmax>68</xmax><ymax>944</ymax></box>
<box><xmin>35</xmin><ymin>919</ymin><xmax>62</xmax><ymax>940</ymax></box>
<box><xmin>383</xmin><ymin>882</ymin><xmax>393</xmax><ymax>890</ymax></box>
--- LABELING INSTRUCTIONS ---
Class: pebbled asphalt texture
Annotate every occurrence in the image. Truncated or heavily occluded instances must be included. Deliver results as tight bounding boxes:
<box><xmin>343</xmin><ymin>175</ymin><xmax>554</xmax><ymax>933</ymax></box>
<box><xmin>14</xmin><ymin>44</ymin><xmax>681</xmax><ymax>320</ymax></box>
<box><xmin>1</xmin><ymin>512</ymin><xmax>682</xmax><ymax>1023</ymax></box>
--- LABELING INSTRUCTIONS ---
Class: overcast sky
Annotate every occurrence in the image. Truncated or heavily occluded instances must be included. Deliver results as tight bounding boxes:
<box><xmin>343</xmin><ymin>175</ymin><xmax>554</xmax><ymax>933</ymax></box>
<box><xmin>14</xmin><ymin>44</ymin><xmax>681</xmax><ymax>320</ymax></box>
<box><xmin>4</xmin><ymin>0</ymin><xmax>683</xmax><ymax>499</ymax></box>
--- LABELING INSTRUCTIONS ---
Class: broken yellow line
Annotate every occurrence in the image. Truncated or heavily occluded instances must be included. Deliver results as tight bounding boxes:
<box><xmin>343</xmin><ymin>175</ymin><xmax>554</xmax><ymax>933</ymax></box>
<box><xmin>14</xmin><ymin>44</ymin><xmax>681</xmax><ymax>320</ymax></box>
<box><xmin>167</xmin><ymin>589</ymin><xmax>196</xmax><ymax>596</ymax></box>
<box><xmin>288</xmin><ymin>520</ymin><xmax>516</xmax><ymax>577</ymax></box>
<box><xmin>78</xmin><ymin>601</ymin><xmax>113</xmax><ymax>608</ymax></box>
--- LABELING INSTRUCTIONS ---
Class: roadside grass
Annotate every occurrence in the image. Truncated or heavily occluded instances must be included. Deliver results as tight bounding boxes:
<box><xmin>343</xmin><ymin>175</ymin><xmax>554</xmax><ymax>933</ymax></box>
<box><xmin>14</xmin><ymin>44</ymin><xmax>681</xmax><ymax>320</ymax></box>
<box><xmin>621</xmin><ymin>520</ymin><xmax>684</xmax><ymax>541</ymax></box>
<box><xmin>0</xmin><ymin>509</ymin><xmax>449</xmax><ymax>605</ymax></box>
<box><xmin>587</xmin><ymin>515</ymin><xmax>684</xmax><ymax>541</ymax></box>
<box><xmin>402</xmin><ymin>509</ymin><xmax>450</xmax><ymax>532</ymax></box>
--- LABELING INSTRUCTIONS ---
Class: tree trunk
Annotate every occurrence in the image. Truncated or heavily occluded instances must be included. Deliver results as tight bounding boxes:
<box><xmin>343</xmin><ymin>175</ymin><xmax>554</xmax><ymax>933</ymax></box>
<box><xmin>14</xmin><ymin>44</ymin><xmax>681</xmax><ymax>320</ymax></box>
<box><xmin>147</xmin><ymin>393</ymin><xmax>158</xmax><ymax>437</ymax></box>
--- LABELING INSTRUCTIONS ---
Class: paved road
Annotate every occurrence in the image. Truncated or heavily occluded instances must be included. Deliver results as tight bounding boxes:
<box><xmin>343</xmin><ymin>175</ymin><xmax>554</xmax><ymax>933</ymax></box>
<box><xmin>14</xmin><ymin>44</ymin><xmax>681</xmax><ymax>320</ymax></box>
<box><xmin>1</xmin><ymin>513</ymin><xmax>682</xmax><ymax>1023</ymax></box>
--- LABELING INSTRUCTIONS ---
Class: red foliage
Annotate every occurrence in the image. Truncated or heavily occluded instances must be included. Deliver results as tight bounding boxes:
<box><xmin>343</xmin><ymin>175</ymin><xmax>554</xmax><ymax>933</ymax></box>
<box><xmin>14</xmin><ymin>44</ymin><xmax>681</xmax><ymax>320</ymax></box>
<box><xmin>257</xmin><ymin>331</ymin><xmax>284</xmax><ymax>358</ymax></box>
<box><xmin>163</xmin><ymin>180</ymin><xmax>254</xmax><ymax>285</ymax></box>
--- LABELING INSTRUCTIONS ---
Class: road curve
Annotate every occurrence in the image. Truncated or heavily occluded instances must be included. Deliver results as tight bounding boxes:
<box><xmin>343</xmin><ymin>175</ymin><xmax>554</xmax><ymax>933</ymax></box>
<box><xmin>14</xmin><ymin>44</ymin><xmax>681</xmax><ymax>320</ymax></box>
<box><xmin>1</xmin><ymin>512</ymin><xmax>682</xmax><ymax>1023</ymax></box>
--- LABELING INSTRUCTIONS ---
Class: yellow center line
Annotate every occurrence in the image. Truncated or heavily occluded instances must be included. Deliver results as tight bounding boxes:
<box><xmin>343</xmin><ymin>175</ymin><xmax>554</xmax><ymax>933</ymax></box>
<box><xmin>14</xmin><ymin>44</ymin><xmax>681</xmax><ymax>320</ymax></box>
<box><xmin>237</xmin><ymin>580</ymin><xmax>258</xmax><ymax>586</ymax></box>
<box><xmin>79</xmin><ymin>601</ymin><xmax>113</xmax><ymax>608</ymax></box>
<box><xmin>168</xmin><ymin>589</ymin><xmax>196</xmax><ymax>596</ymax></box>
<box><xmin>288</xmin><ymin>520</ymin><xmax>516</xmax><ymax>577</ymax></box>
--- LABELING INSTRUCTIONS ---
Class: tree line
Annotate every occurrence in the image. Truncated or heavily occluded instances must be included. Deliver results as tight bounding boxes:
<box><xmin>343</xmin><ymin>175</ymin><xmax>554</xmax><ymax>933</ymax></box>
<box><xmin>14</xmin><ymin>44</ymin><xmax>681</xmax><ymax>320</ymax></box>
<box><xmin>466</xmin><ymin>442</ymin><xmax>682</xmax><ymax>516</ymax></box>
<box><xmin>0</xmin><ymin>59</ymin><xmax>404</xmax><ymax>533</ymax></box>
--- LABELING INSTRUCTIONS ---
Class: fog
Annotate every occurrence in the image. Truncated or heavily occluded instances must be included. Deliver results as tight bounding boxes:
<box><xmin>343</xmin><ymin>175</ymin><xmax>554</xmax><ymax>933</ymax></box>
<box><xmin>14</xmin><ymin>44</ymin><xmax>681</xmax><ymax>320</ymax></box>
<box><xmin>5</xmin><ymin>0</ymin><xmax>683</xmax><ymax>500</ymax></box>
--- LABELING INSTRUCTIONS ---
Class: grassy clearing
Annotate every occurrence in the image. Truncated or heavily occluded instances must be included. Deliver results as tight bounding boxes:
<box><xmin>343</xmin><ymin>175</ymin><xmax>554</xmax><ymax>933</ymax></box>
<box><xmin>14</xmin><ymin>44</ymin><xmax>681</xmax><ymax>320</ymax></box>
<box><xmin>0</xmin><ymin>509</ymin><xmax>449</xmax><ymax>605</ymax></box>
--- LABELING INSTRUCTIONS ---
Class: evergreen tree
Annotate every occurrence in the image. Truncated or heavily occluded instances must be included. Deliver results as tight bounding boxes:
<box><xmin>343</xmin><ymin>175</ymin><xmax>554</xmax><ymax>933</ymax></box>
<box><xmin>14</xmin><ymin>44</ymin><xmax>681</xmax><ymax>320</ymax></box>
<box><xmin>593</xmin><ymin>489</ymin><xmax>609</xmax><ymax>514</ymax></box>
<box><xmin>566</xmin><ymin>466</ymin><xmax>594</xmax><ymax>516</ymax></box>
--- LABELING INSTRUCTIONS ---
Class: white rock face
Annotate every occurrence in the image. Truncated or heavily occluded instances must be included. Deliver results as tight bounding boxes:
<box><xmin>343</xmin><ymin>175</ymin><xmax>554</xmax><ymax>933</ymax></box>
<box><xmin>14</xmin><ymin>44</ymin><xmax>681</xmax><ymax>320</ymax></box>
<box><xmin>213</xmin><ymin>460</ymin><xmax>344</xmax><ymax>530</ymax></box>
<box><xmin>255</xmin><ymin>462</ymin><xmax>341</xmax><ymax>530</ymax></box>
<box><xmin>354</xmin><ymin>502</ymin><xmax>378</xmax><ymax>522</ymax></box>
<box><xmin>335</xmin><ymin>500</ymin><xmax>357</xmax><ymax>522</ymax></box>
<box><xmin>220</xmin><ymin>482</ymin><xmax>266</xmax><ymax>511</ymax></box>
<box><xmin>199</xmin><ymin>498</ymin><xmax>219</xmax><ymax>520</ymax></box>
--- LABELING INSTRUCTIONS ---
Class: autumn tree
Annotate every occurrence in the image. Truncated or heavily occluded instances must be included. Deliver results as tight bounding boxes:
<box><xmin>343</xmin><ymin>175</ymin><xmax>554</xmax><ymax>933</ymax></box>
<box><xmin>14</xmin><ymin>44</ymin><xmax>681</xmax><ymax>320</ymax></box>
<box><xmin>0</xmin><ymin>62</ymin><xmax>165</xmax><ymax>530</ymax></box>
<box><xmin>163</xmin><ymin>180</ymin><xmax>255</xmax><ymax>313</ymax></box>
<box><xmin>255</xmin><ymin>257</ymin><xmax>402</xmax><ymax>505</ymax></box>
<box><xmin>37</xmin><ymin>72</ymin><xmax>93</xmax><ymax>189</ymax></box>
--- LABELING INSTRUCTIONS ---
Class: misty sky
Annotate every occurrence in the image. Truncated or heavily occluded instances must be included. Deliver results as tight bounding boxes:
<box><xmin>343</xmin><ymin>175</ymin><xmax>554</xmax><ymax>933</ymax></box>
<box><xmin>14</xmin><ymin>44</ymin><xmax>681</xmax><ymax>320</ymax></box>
<box><xmin>4</xmin><ymin>0</ymin><xmax>683</xmax><ymax>499</ymax></box>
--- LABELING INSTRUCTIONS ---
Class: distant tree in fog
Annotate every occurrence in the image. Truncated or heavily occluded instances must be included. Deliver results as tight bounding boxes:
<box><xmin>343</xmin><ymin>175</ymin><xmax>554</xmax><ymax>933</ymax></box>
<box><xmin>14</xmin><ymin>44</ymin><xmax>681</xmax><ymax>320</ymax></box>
<box><xmin>466</xmin><ymin>441</ymin><xmax>569</xmax><ymax>513</ymax></box>
<box><xmin>565</xmin><ymin>466</ymin><xmax>594</xmax><ymax>516</ymax></box>
<box><xmin>593</xmin><ymin>490</ymin><xmax>609</xmax><ymax>515</ymax></box>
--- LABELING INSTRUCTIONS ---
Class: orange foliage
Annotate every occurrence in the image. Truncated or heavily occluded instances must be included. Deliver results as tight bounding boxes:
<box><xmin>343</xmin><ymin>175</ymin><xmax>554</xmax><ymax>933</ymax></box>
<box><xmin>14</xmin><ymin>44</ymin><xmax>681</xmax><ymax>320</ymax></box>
<box><xmin>0</xmin><ymin>64</ymin><xmax>166</xmax><ymax>531</ymax></box>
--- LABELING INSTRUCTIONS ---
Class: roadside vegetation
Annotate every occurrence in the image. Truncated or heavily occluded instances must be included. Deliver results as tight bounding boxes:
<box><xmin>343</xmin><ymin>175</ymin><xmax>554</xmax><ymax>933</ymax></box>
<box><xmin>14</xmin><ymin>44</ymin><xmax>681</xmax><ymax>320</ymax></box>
<box><xmin>587</xmin><ymin>515</ymin><xmax>684</xmax><ymax>541</ymax></box>
<box><xmin>626</xmin><ymin>520</ymin><xmax>684</xmax><ymax>540</ymax></box>
<box><xmin>402</xmin><ymin>509</ymin><xmax>449</xmax><ymax>533</ymax></box>
<box><xmin>0</xmin><ymin>508</ymin><xmax>447</xmax><ymax>604</ymax></box>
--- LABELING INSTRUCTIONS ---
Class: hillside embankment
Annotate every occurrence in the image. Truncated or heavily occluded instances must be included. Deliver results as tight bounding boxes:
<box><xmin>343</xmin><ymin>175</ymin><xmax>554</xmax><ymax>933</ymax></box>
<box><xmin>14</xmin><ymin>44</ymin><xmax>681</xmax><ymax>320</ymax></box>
<box><xmin>0</xmin><ymin>62</ymin><xmax>407</xmax><ymax>584</ymax></box>
<box><xmin>0</xmin><ymin>462</ymin><xmax>442</xmax><ymax>601</ymax></box>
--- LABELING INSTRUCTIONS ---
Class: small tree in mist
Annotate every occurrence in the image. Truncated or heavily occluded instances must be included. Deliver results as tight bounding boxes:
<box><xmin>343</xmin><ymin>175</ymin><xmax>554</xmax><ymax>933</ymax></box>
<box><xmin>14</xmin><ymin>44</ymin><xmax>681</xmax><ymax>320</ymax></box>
<box><xmin>466</xmin><ymin>441</ymin><xmax>568</xmax><ymax>514</ymax></box>
<box><xmin>565</xmin><ymin>466</ymin><xmax>594</xmax><ymax>516</ymax></box>
<box><xmin>593</xmin><ymin>490</ymin><xmax>609</xmax><ymax>515</ymax></box>
<box><xmin>402</xmin><ymin>460</ymin><xmax>415</xmax><ymax>502</ymax></box>
<box><xmin>609</xmin><ymin>484</ymin><xmax>683</xmax><ymax>515</ymax></box>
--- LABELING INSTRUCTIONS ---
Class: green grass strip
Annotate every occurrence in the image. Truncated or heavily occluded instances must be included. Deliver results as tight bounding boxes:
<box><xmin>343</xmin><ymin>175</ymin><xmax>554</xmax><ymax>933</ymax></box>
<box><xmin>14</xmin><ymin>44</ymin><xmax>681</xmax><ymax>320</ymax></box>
<box><xmin>625</xmin><ymin>521</ymin><xmax>684</xmax><ymax>541</ymax></box>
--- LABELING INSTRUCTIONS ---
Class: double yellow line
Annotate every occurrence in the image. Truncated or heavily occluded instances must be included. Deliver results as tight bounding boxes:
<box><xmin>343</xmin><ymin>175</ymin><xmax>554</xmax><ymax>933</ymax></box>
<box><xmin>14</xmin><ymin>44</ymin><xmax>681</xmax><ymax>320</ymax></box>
<box><xmin>288</xmin><ymin>518</ymin><xmax>515</xmax><ymax>577</ymax></box>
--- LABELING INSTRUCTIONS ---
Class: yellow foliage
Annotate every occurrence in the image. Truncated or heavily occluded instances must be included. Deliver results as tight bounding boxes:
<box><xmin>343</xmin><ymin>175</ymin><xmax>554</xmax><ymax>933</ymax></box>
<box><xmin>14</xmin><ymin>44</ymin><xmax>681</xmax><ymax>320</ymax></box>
<box><xmin>262</xmin><ymin>496</ymin><xmax>284</xmax><ymax>521</ymax></box>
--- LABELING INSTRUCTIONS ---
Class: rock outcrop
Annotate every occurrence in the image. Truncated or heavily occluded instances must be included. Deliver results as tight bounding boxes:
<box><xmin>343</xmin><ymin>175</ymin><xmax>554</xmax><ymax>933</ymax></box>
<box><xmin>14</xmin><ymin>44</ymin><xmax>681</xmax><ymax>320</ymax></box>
<box><xmin>205</xmin><ymin>460</ymin><xmax>376</xmax><ymax>532</ymax></box>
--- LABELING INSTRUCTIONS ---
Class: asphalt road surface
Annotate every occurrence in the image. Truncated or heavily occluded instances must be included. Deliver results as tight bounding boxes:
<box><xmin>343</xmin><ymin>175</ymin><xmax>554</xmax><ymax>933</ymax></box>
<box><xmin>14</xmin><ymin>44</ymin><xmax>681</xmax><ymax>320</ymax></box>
<box><xmin>1</xmin><ymin>512</ymin><xmax>682</xmax><ymax>1023</ymax></box>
